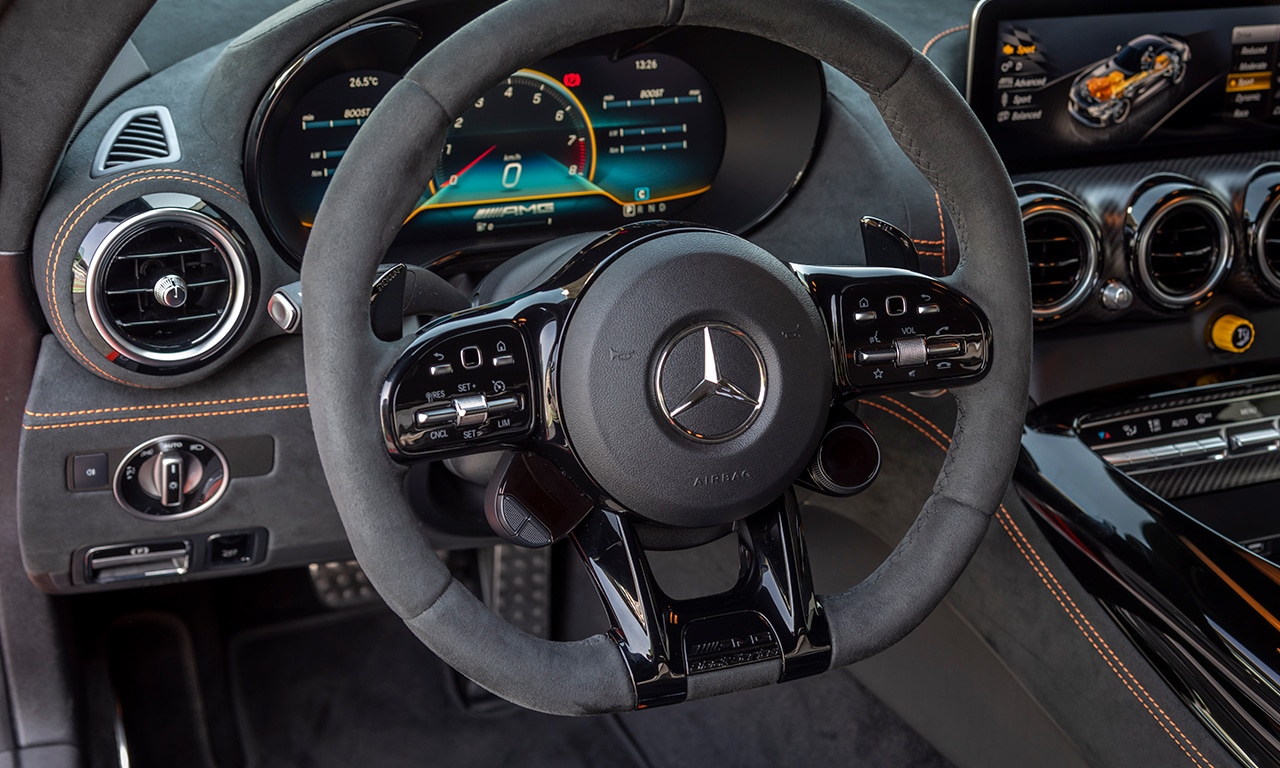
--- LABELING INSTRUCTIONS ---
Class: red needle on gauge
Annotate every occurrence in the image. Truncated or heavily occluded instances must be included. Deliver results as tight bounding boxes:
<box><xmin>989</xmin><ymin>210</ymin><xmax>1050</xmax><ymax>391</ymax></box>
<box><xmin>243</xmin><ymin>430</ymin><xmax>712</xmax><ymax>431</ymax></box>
<box><xmin>442</xmin><ymin>145</ymin><xmax>496</xmax><ymax>188</ymax></box>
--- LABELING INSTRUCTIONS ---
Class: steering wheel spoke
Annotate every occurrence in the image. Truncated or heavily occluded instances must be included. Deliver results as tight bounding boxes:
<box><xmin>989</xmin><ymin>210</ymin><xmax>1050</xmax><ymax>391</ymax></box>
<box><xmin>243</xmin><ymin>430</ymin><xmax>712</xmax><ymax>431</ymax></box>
<box><xmin>570</xmin><ymin>492</ymin><xmax>831</xmax><ymax>708</ymax></box>
<box><xmin>794</xmin><ymin>263</ymin><xmax>992</xmax><ymax>397</ymax></box>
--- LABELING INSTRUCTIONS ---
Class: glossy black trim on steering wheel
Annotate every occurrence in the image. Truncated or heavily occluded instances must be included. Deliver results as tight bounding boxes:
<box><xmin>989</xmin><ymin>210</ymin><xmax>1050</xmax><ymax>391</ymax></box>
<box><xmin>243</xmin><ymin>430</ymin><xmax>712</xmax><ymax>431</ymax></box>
<box><xmin>572</xmin><ymin>493</ymin><xmax>830</xmax><ymax>707</ymax></box>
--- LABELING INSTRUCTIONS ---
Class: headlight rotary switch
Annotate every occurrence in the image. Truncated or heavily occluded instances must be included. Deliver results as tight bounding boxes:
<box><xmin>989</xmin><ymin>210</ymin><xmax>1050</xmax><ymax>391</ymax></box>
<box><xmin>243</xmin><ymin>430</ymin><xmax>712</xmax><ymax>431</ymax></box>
<box><xmin>114</xmin><ymin>435</ymin><xmax>229</xmax><ymax>519</ymax></box>
<box><xmin>153</xmin><ymin>449</ymin><xmax>188</xmax><ymax>508</ymax></box>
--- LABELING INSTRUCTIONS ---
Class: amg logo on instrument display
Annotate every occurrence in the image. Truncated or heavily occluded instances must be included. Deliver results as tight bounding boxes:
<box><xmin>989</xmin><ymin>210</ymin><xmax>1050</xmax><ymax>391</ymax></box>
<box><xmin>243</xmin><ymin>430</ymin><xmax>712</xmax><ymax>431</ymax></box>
<box><xmin>472</xmin><ymin>202</ymin><xmax>555</xmax><ymax>220</ymax></box>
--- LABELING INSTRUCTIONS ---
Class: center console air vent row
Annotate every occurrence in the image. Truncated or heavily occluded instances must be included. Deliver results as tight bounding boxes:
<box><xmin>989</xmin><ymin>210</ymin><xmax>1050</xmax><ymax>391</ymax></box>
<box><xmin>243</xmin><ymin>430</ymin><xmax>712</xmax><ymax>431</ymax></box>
<box><xmin>73</xmin><ymin>194</ymin><xmax>254</xmax><ymax>375</ymax></box>
<box><xmin>92</xmin><ymin>106</ymin><xmax>181</xmax><ymax>177</ymax></box>
<box><xmin>1016</xmin><ymin>185</ymin><xmax>1099</xmax><ymax>321</ymax></box>
<box><xmin>1128</xmin><ymin>180</ymin><xmax>1232</xmax><ymax>310</ymax></box>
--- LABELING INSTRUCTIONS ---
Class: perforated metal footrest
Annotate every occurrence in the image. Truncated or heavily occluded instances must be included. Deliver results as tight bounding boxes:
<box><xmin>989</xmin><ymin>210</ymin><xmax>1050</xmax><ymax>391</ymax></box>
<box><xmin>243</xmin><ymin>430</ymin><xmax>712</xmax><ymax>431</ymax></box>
<box><xmin>484</xmin><ymin>544</ymin><xmax>552</xmax><ymax>638</ymax></box>
<box><xmin>309</xmin><ymin>560</ymin><xmax>378</xmax><ymax>608</ymax></box>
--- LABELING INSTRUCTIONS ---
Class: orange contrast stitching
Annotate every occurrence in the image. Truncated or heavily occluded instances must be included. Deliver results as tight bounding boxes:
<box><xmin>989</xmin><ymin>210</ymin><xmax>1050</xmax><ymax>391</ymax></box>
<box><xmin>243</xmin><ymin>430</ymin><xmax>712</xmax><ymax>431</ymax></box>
<box><xmin>25</xmin><ymin>392</ymin><xmax>308</xmax><ymax>419</ymax></box>
<box><xmin>44</xmin><ymin>169</ymin><xmax>246</xmax><ymax>386</ymax></box>
<box><xmin>933</xmin><ymin>189</ymin><xmax>948</xmax><ymax>273</ymax></box>
<box><xmin>861</xmin><ymin>400</ymin><xmax>948</xmax><ymax>452</ymax></box>
<box><xmin>865</xmin><ymin>399</ymin><xmax>1214</xmax><ymax>767</ymax></box>
<box><xmin>880</xmin><ymin>396</ymin><xmax>950</xmax><ymax>442</ymax></box>
<box><xmin>996</xmin><ymin>509</ymin><xmax>1215</xmax><ymax>768</ymax></box>
<box><xmin>22</xmin><ymin>403</ymin><xmax>310</xmax><ymax>431</ymax></box>
<box><xmin>921</xmin><ymin>24</ymin><xmax>969</xmax><ymax>57</ymax></box>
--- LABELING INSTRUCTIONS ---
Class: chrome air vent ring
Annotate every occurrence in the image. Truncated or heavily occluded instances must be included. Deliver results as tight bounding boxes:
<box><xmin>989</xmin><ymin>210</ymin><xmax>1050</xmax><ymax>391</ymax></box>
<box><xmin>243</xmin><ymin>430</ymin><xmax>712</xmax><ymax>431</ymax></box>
<box><xmin>1018</xmin><ymin>186</ymin><xmax>1100</xmax><ymax>321</ymax></box>
<box><xmin>1128</xmin><ymin>181</ymin><xmax>1232</xmax><ymax>310</ymax></box>
<box><xmin>73</xmin><ymin>194</ymin><xmax>254</xmax><ymax>373</ymax></box>
<box><xmin>1252</xmin><ymin>188</ymin><xmax>1280</xmax><ymax>294</ymax></box>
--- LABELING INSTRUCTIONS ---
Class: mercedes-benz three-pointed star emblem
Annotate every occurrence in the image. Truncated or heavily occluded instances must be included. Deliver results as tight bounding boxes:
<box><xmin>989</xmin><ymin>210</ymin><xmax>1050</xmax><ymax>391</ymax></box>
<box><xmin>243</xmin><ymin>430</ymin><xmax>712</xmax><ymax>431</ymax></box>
<box><xmin>655</xmin><ymin>324</ymin><xmax>767</xmax><ymax>442</ymax></box>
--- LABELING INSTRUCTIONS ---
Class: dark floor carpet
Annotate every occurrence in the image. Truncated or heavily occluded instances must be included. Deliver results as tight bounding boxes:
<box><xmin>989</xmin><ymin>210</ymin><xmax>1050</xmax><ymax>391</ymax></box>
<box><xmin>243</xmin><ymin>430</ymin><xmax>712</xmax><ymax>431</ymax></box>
<box><xmin>232</xmin><ymin>607</ymin><xmax>955</xmax><ymax>768</ymax></box>
<box><xmin>230</xmin><ymin>608</ymin><xmax>645</xmax><ymax>768</ymax></box>
<box><xmin>617</xmin><ymin>666</ymin><xmax>957</xmax><ymax>768</ymax></box>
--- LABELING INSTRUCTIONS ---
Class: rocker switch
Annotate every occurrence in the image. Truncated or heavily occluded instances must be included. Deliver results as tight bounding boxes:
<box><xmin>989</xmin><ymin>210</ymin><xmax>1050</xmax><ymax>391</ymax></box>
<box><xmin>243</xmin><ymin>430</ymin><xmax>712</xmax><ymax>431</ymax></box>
<box><xmin>155</xmin><ymin>451</ymin><xmax>186</xmax><ymax>508</ymax></box>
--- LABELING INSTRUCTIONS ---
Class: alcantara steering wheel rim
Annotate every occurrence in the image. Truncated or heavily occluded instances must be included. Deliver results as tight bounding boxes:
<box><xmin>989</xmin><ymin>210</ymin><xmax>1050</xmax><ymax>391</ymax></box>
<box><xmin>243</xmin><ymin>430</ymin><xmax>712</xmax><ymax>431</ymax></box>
<box><xmin>302</xmin><ymin>0</ymin><xmax>1030</xmax><ymax>715</ymax></box>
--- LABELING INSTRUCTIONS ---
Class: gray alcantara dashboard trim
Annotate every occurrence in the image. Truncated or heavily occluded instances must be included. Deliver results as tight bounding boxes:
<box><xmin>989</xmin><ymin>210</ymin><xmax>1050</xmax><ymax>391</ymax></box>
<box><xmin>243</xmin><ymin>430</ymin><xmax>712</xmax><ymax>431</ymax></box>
<box><xmin>17</xmin><ymin>336</ymin><xmax>349</xmax><ymax>592</ymax></box>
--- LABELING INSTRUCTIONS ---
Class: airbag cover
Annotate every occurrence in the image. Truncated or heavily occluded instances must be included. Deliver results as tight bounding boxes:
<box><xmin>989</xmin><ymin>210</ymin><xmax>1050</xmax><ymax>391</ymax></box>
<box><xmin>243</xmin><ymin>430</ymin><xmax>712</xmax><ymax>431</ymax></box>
<box><xmin>558</xmin><ymin>229</ymin><xmax>830</xmax><ymax>527</ymax></box>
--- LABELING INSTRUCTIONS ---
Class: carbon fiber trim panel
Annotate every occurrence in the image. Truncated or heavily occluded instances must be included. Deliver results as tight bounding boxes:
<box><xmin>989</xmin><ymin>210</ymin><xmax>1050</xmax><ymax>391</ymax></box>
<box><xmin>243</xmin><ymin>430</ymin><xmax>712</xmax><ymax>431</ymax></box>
<box><xmin>1134</xmin><ymin>451</ymin><xmax>1280</xmax><ymax>499</ymax></box>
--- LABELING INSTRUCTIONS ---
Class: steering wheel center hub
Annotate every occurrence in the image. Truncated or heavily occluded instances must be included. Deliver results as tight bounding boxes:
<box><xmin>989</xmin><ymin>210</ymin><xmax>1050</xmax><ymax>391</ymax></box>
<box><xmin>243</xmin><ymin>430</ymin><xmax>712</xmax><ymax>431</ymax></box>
<box><xmin>557</xmin><ymin>228</ymin><xmax>832</xmax><ymax>528</ymax></box>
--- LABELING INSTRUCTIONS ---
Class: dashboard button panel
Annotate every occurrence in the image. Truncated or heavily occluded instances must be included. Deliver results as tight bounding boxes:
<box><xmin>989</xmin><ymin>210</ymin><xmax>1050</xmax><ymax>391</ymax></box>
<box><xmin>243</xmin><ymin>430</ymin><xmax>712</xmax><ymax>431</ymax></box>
<box><xmin>1084</xmin><ymin>387</ymin><xmax>1280</xmax><ymax>489</ymax></box>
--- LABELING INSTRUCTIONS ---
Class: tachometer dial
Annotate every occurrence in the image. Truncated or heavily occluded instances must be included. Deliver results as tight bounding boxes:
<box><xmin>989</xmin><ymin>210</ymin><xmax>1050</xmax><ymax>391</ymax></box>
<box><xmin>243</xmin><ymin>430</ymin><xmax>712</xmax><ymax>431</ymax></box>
<box><xmin>421</xmin><ymin>70</ymin><xmax>596</xmax><ymax>211</ymax></box>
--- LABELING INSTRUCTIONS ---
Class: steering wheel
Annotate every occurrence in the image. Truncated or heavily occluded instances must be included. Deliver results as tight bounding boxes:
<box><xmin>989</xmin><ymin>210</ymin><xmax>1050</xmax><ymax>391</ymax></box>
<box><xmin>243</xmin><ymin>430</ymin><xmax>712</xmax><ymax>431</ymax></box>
<box><xmin>302</xmin><ymin>0</ymin><xmax>1030</xmax><ymax>715</ymax></box>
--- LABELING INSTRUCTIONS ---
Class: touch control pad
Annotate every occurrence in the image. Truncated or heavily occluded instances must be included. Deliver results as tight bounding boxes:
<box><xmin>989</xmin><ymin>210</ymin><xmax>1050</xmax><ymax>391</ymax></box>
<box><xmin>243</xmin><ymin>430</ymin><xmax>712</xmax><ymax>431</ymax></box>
<box><xmin>388</xmin><ymin>324</ymin><xmax>534</xmax><ymax>457</ymax></box>
<box><xmin>841</xmin><ymin>280</ymin><xmax>989</xmax><ymax>390</ymax></box>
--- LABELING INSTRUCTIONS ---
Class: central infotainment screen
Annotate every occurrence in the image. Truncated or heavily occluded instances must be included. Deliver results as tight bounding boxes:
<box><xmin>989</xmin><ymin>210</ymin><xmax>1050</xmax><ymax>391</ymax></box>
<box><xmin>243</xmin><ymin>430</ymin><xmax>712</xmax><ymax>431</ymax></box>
<box><xmin>968</xmin><ymin>0</ymin><xmax>1280</xmax><ymax>171</ymax></box>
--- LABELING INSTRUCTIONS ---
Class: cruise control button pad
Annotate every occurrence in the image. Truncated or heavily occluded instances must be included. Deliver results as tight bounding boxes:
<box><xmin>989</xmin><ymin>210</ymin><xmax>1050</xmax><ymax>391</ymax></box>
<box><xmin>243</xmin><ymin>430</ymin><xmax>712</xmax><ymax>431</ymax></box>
<box><xmin>387</xmin><ymin>325</ymin><xmax>533</xmax><ymax>456</ymax></box>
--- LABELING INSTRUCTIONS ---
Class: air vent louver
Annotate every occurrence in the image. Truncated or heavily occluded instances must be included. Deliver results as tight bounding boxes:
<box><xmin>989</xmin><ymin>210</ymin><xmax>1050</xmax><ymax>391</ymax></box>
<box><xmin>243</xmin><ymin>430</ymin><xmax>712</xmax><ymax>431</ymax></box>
<box><xmin>100</xmin><ymin>224</ymin><xmax>230</xmax><ymax>351</ymax></box>
<box><xmin>83</xmin><ymin>206</ymin><xmax>251</xmax><ymax>370</ymax></box>
<box><xmin>1135</xmin><ymin>193</ymin><xmax>1231</xmax><ymax>308</ymax></box>
<box><xmin>92</xmin><ymin>107</ymin><xmax>180</xmax><ymax>177</ymax></box>
<box><xmin>1020</xmin><ymin>198</ymin><xmax>1098</xmax><ymax>320</ymax></box>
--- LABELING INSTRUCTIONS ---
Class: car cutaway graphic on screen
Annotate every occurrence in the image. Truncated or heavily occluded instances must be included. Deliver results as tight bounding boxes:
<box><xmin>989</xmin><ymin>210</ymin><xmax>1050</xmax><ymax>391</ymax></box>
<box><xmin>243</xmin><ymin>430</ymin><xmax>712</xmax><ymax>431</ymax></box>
<box><xmin>1068</xmin><ymin>34</ymin><xmax>1190</xmax><ymax>127</ymax></box>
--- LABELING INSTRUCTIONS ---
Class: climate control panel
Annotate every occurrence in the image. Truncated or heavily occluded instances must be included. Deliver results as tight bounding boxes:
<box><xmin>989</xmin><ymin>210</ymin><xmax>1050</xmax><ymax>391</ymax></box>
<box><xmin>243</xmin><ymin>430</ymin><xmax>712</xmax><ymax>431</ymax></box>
<box><xmin>1080</xmin><ymin>385</ymin><xmax>1280</xmax><ymax>498</ymax></box>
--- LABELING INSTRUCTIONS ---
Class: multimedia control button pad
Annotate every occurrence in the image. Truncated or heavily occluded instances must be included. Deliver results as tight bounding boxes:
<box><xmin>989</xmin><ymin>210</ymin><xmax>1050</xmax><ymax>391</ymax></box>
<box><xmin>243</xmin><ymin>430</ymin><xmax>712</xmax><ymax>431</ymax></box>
<box><xmin>388</xmin><ymin>325</ymin><xmax>534</xmax><ymax>457</ymax></box>
<box><xmin>840</xmin><ymin>279</ymin><xmax>990</xmax><ymax>391</ymax></box>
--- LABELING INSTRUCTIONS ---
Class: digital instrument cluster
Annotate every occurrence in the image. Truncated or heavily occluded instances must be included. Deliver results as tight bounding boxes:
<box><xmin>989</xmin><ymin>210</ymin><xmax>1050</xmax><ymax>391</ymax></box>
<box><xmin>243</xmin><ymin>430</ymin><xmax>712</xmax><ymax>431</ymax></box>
<box><xmin>247</xmin><ymin>19</ymin><xmax>823</xmax><ymax>266</ymax></box>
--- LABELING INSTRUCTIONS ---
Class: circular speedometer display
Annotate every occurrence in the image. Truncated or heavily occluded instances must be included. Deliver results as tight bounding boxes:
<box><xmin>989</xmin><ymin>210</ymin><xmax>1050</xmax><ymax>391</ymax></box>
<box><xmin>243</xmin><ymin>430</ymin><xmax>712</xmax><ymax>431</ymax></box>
<box><xmin>428</xmin><ymin>70</ymin><xmax>596</xmax><ymax>218</ymax></box>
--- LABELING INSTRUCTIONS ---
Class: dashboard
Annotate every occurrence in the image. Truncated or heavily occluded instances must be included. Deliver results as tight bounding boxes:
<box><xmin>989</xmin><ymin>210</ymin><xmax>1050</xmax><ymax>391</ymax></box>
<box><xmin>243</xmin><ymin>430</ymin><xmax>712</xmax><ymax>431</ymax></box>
<box><xmin>18</xmin><ymin>0</ymin><xmax>848</xmax><ymax>594</ymax></box>
<box><xmin>964</xmin><ymin>4</ymin><xmax>1280</xmax><ymax>762</ymax></box>
<box><xmin>15</xmin><ymin>0</ymin><xmax>1280</xmax><ymax>647</ymax></box>
<box><xmin>9</xmin><ymin>0</ymin><xmax>1280</xmax><ymax>763</ymax></box>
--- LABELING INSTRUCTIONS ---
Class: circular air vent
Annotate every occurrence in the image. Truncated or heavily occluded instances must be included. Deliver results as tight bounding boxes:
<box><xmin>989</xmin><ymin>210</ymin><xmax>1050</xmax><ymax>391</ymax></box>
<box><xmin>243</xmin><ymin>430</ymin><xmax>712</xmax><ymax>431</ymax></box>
<box><xmin>1021</xmin><ymin>198</ymin><xmax>1099</xmax><ymax>320</ymax></box>
<box><xmin>1131</xmin><ymin>187</ymin><xmax>1232</xmax><ymax>309</ymax></box>
<box><xmin>82</xmin><ymin>204</ymin><xmax>251</xmax><ymax>369</ymax></box>
<box><xmin>1253</xmin><ymin>191</ymin><xmax>1280</xmax><ymax>293</ymax></box>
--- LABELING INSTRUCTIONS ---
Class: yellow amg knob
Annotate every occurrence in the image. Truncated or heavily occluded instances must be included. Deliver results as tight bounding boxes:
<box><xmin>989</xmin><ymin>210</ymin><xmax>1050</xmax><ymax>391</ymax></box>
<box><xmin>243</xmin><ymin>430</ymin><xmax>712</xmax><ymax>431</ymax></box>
<box><xmin>1210</xmin><ymin>314</ymin><xmax>1254</xmax><ymax>353</ymax></box>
